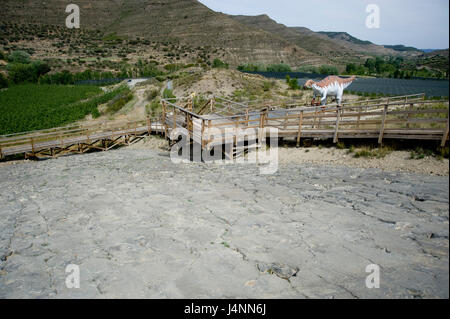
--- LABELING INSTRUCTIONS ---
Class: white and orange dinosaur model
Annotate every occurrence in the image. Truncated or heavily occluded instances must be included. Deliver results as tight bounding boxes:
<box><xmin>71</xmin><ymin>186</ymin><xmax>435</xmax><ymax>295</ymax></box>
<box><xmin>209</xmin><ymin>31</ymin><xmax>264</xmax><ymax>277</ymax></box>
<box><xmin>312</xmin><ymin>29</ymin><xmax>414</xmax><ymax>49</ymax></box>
<box><xmin>304</xmin><ymin>75</ymin><xmax>356</xmax><ymax>106</ymax></box>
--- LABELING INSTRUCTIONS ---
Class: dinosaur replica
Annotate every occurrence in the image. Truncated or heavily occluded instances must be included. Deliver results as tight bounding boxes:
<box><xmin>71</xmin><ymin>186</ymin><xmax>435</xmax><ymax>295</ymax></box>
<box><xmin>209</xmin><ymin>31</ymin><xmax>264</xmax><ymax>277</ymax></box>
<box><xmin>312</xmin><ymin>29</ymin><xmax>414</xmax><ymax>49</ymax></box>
<box><xmin>304</xmin><ymin>76</ymin><xmax>356</xmax><ymax>107</ymax></box>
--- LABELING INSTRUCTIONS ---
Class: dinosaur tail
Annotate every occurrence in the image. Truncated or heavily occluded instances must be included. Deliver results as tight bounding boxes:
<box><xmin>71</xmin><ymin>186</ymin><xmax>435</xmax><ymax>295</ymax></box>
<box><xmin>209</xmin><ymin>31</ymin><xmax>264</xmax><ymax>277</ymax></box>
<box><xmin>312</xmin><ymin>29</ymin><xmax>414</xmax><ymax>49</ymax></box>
<box><xmin>341</xmin><ymin>76</ymin><xmax>355</xmax><ymax>89</ymax></box>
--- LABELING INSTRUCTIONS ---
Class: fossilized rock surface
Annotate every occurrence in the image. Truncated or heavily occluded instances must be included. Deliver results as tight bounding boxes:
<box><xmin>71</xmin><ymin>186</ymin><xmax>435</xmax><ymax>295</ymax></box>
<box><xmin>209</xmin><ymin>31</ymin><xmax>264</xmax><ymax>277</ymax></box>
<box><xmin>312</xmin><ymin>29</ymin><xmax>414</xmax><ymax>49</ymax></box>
<box><xmin>0</xmin><ymin>149</ymin><xmax>448</xmax><ymax>298</ymax></box>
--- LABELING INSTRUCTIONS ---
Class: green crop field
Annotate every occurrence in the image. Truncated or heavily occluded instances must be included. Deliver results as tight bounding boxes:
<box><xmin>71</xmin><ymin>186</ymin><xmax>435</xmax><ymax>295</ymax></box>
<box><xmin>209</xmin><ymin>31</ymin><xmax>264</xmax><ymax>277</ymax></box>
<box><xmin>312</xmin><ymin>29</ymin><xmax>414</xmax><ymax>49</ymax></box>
<box><xmin>0</xmin><ymin>84</ymin><xmax>128</xmax><ymax>135</ymax></box>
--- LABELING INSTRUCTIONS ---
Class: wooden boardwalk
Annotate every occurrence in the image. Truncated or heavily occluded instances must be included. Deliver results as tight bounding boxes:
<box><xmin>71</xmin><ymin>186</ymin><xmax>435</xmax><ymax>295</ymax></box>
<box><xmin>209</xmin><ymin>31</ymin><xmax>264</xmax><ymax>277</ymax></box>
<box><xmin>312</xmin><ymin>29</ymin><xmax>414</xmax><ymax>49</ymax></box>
<box><xmin>162</xmin><ymin>94</ymin><xmax>449</xmax><ymax>151</ymax></box>
<box><xmin>1</xmin><ymin>119</ymin><xmax>164</xmax><ymax>159</ymax></box>
<box><xmin>1</xmin><ymin>93</ymin><xmax>448</xmax><ymax>160</ymax></box>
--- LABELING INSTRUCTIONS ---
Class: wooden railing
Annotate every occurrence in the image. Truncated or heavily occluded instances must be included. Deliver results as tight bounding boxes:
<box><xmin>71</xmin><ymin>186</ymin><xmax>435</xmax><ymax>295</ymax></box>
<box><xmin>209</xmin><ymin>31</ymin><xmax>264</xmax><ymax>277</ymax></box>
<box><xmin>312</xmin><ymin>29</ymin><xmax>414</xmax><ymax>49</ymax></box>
<box><xmin>1</xmin><ymin>94</ymin><xmax>448</xmax><ymax>160</ymax></box>
<box><xmin>162</xmin><ymin>95</ymin><xmax>449</xmax><ymax>150</ymax></box>
<box><xmin>0</xmin><ymin>117</ymin><xmax>161</xmax><ymax>159</ymax></box>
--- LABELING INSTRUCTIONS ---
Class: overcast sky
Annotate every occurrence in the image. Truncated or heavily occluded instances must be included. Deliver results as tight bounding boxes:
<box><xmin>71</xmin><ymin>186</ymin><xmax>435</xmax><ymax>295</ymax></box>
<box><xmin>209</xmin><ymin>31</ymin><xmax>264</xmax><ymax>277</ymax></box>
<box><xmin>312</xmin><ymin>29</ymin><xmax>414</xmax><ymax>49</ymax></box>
<box><xmin>198</xmin><ymin>0</ymin><xmax>449</xmax><ymax>49</ymax></box>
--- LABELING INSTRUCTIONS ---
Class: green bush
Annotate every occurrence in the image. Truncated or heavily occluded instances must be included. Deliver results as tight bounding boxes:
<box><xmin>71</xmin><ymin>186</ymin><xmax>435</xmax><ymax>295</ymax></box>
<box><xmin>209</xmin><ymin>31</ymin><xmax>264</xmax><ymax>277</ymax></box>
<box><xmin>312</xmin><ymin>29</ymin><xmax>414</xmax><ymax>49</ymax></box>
<box><xmin>163</xmin><ymin>88</ymin><xmax>176</xmax><ymax>99</ymax></box>
<box><xmin>319</xmin><ymin>65</ymin><xmax>339</xmax><ymax>75</ymax></box>
<box><xmin>286</xmin><ymin>75</ymin><xmax>299</xmax><ymax>90</ymax></box>
<box><xmin>354</xmin><ymin>146</ymin><xmax>392</xmax><ymax>159</ymax></box>
<box><xmin>146</xmin><ymin>98</ymin><xmax>161</xmax><ymax>116</ymax></box>
<box><xmin>266</xmin><ymin>63</ymin><xmax>292</xmax><ymax>72</ymax></box>
<box><xmin>212</xmin><ymin>58</ymin><xmax>229</xmax><ymax>69</ymax></box>
<box><xmin>8</xmin><ymin>50</ymin><xmax>31</xmax><ymax>64</ymax></box>
<box><xmin>237</xmin><ymin>63</ymin><xmax>265</xmax><ymax>72</ymax></box>
<box><xmin>146</xmin><ymin>89</ymin><xmax>159</xmax><ymax>101</ymax></box>
<box><xmin>0</xmin><ymin>73</ymin><xmax>8</xmax><ymax>89</ymax></box>
<box><xmin>106</xmin><ymin>91</ymin><xmax>134</xmax><ymax>114</ymax></box>
<box><xmin>7</xmin><ymin>63</ymin><xmax>36</xmax><ymax>84</ymax></box>
<box><xmin>297</xmin><ymin>66</ymin><xmax>320</xmax><ymax>73</ymax></box>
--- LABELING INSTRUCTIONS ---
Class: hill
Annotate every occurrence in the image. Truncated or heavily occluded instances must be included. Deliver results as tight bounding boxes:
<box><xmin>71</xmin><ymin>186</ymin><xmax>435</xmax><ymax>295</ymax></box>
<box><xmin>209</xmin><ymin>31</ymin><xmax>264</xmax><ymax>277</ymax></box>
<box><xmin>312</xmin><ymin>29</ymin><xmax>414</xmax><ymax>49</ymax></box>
<box><xmin>0</xmin><ymin>0</ymin><xmax>321</xmax><ymax>67</ymax></box>
<box><xmin>228</xmin><ymin>15</ymin><xmax>421</xmax><ymax>67</ymax></box>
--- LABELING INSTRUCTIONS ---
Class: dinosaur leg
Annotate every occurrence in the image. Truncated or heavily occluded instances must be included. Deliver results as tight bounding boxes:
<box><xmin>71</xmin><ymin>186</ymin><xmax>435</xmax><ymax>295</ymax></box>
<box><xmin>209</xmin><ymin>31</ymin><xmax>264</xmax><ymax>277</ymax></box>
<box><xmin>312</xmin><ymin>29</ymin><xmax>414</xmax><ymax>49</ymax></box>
<box><xmin>311</xmin><ymin>92</ymin><xmax>317</xmax><ymax>106</ymax></box>
<box><xmin>320</xmin><ymin>95</ymin><xmax>327</xmax><ymax>106</ymax></box>
<box><xmin>337</xmin><ymin>90</ymin><xmax>343</xmax><ymax>107</ymax></box>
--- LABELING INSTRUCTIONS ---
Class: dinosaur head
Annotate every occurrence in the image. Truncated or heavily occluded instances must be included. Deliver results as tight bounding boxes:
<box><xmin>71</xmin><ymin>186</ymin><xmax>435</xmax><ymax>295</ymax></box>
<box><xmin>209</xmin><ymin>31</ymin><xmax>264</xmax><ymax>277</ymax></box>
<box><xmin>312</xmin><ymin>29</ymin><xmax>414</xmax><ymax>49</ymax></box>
<box><xmin>304</xmin><ymin>79</ymin><xmax>315</xmax><ymax>89</ymax></box>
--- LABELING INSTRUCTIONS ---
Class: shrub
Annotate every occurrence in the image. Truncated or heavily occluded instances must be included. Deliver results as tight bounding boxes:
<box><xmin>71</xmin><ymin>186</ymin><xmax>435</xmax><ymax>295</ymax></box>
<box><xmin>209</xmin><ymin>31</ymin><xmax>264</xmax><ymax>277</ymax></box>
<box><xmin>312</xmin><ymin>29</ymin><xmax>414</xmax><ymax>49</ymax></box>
<box><xmin>212</xmin><ymin>58</ymin><xmax>228</xmax><ymax>69</ymax></box>
<box><xmin>286</xmin><ymin>75</ymin><xmax>299</xmax><ymax>90</ymax></box>
<box><xmin>146</xmin><ymin>89</ymin><xmax>159</xmax><ymax>101</ymax></box>
<box><xmin>106</xmin><ymin>91</ymin><xmax>134</xmax><ymax>114</ymax></box>
<box><xmin>7</xmin><ymin>60</ymin><xmax>51</xmax><ymax>84</ymax></box>
<box><xmin>163</xmin><ymin>88</ymin><xmax>176</xmax><ymax>99</ymax></box>
<box><xmin>354</xmin><ymin>146</ymin><xmax>392</xmax><ymax>159</ymax></box>
<box><xmin>409</xmin><ymin>147</ymin><xmax>434</xmax><ymax>159</ymax></box>
<box><xmin>0</xmin><ymin>73</ymin><xmax>8</xmax><ymax>89</ymax></box>
<box><xmin>146</xmin><ymin>98</ymin><xmax>161</xmax><ymax>116</ymax></box>
<box><xmin>8</xmin><ymin>50</ymin><xmax>31</xmax><ymax>64</ymax></box>
<box><xmin>266</xmin><ymin>63</ymin><xmax>291</xmax><ymax>72</ymax></box>
<box><xmin>263</xmin><ymin>81</ymin><xmax>274</xmax><ymax>92</ymax></box>
<box><xmin>237</xmin><ymin>63</ymin><xmax>265</xmax><ymax>72</ymax></box>
<box><xmin>336</xmin><ymin>142</ymin><xmax>346</xmax><ymax>149</ymax></box>
<box><xmin>319</xmin><ymin>65</ymin><xmax>339</xmax><ymax>75</ymax></box>
<box><xmin>7</xmin><ymin>63</ymin><xmax>36</xmax><ymax>83</ymax></box>
<box><xmin>297</xmin><ymin>66</ymin><xmax>320</xmax><ymax>73</ymax></box>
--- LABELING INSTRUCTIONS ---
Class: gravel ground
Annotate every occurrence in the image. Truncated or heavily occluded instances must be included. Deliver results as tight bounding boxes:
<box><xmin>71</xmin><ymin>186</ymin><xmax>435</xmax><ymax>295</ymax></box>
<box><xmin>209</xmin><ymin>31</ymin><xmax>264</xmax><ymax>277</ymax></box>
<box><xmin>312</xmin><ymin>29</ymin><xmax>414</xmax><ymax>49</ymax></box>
<box><xmin>0</xmin><ymin>148</ymin><xmax>448</xmax><ymax>299</ymax></box>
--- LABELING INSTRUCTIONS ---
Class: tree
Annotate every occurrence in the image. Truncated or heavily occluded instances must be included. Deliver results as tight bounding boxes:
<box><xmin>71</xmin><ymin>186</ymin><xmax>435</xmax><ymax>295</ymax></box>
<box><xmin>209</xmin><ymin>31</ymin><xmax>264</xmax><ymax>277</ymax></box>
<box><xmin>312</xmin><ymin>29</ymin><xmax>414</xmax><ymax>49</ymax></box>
<box><xmin>7</xmin><ymin>63</ymin><xmax>36</xmax><ymax>83</ymax></box>
<box><xmin>346</xmin><ymin>63</ymin><xmax>357</xmax><ymax>74</ymax></box>
<box><xmin>364</xmin><ymin>58</ymin><xmax>376</xmax><ymax>73</ymax></box>
<box><xmin>319</xmin><ymin>65</ymin><xmax>338</xmax><ymax>75</ymax></box>
<box><xmin>32</xmin><ymin>61</ymin><xmax>51</xmax><ymax>78</ymax></box>
<box><xmin>374</xmin><ymin>57</ymin><xmax>385</xmax><ymax>74</ymax></box>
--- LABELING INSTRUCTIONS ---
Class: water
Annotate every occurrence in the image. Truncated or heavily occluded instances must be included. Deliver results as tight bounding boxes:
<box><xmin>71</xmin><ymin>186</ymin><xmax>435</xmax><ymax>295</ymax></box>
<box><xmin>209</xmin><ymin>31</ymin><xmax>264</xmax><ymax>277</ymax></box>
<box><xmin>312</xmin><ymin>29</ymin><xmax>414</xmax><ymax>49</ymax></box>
<box><xmin>243</xmin><ymin>71</ymin><xmax>449</xmax><ymax>97</ymax></box>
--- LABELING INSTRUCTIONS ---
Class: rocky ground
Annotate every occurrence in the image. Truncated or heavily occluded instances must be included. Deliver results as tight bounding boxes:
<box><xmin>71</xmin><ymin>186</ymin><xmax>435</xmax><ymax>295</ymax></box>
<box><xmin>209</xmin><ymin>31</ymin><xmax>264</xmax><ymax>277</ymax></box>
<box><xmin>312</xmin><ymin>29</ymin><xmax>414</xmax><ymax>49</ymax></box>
<box><xmin>0</xmin><ymin>147</ymin><xmax>448</xmax><ymax>299</ymax></box>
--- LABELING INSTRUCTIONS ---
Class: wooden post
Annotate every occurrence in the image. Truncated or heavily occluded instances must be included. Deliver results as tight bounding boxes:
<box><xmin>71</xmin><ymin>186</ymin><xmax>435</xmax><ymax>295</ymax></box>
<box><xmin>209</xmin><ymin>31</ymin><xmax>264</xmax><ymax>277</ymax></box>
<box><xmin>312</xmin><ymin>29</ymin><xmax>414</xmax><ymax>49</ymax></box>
<box><xmin>201</xmin><ymin>119</ymin><xmax>205</xmax><ymax>149</ymax></box>
<box><xmin>0</xmin><ymin>147</ymin><xmax>3</xmax><ymax>160</ymax></box>
<box><xmin>245</xmin><ymin>109</ymin><xmax>249</xmax><ymax>127</ymax></box>
<box><xmin>173</xmin><ymin>107</ymin><xmax>177</xmax><ymax>131</ymax></box>
<box><xmin>30</xmin><ymin>138</ymin><xmax>35</xmax><ymax>154</ymax></box>
<box><xmin>406</xmin><ymin>103</ymin><xmax>413</xmax><ymax>129</ymax></box>
<box><xmin>296</xmin><ymin>111</ymin><xmax>304</xmax><ymax>147</ymax></box>
<box><xmin>441</xmin><ymin>115</ymin><xmax>449</xmax><ymax>147</ymax></box>
<box><xmin>147</xmin><ymin>117</ymin><xmax>152</xmax><ymax>135</ymax></box>
<box><xmin>234</xmin><ymin>116</ymin><xmax>239</xmax><ymax>148</ymax></box>
<box><xmin>162</xmin><ymin>100</ymin><xmax>167</xmax><ymax>139</ymax></box>
<box><xmin>313</xmin><ymin>107</ymin><xmax>318</xmax><ymax>128</ymax></box>
<box><xmin>378</xmin><ymin>104</ymin><xmax>388</xmax><ymax>145</ymax></box>
<box><xmin>357</xmin><ymin>109</ymin><xmax>361</xmax><ymax>129</ymax></box>
<box><xmin>258</xmin><ymin>112</ymin><xmax>265</xmax><ymax>143</ymax></box>
<box><xmin>208</xmin><ymin>120</ymin><xmax>212</xmax><ymax>147</ymax></box>
<box><xmin>333</xmin><ymin>108</ymin><xmax>341</xmax><ymax>144</ymax></box>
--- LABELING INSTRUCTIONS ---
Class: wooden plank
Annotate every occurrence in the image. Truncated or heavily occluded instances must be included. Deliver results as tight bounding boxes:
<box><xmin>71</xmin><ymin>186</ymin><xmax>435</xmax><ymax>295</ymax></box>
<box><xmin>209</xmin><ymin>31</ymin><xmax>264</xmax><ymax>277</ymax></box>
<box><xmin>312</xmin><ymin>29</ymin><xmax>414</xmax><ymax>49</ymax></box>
<box><xmin>296</xmin><ymin>111</ymin><xmax>304</xmax><ymax>147</ymax></box>
<box><xmin>378</xmin><ymin>104</ymin><xmax>388</xmax><ymax>144</ymax></box>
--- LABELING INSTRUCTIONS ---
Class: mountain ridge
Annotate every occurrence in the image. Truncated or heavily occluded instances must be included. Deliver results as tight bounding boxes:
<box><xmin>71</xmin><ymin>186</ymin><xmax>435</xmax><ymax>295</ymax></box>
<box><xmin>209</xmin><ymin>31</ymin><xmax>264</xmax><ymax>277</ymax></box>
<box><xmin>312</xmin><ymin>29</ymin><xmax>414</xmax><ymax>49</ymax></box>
<box><xmin>0</xmin><ymin>0</ymin><xmax>435</xmax><ymax>68</ymax></box>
